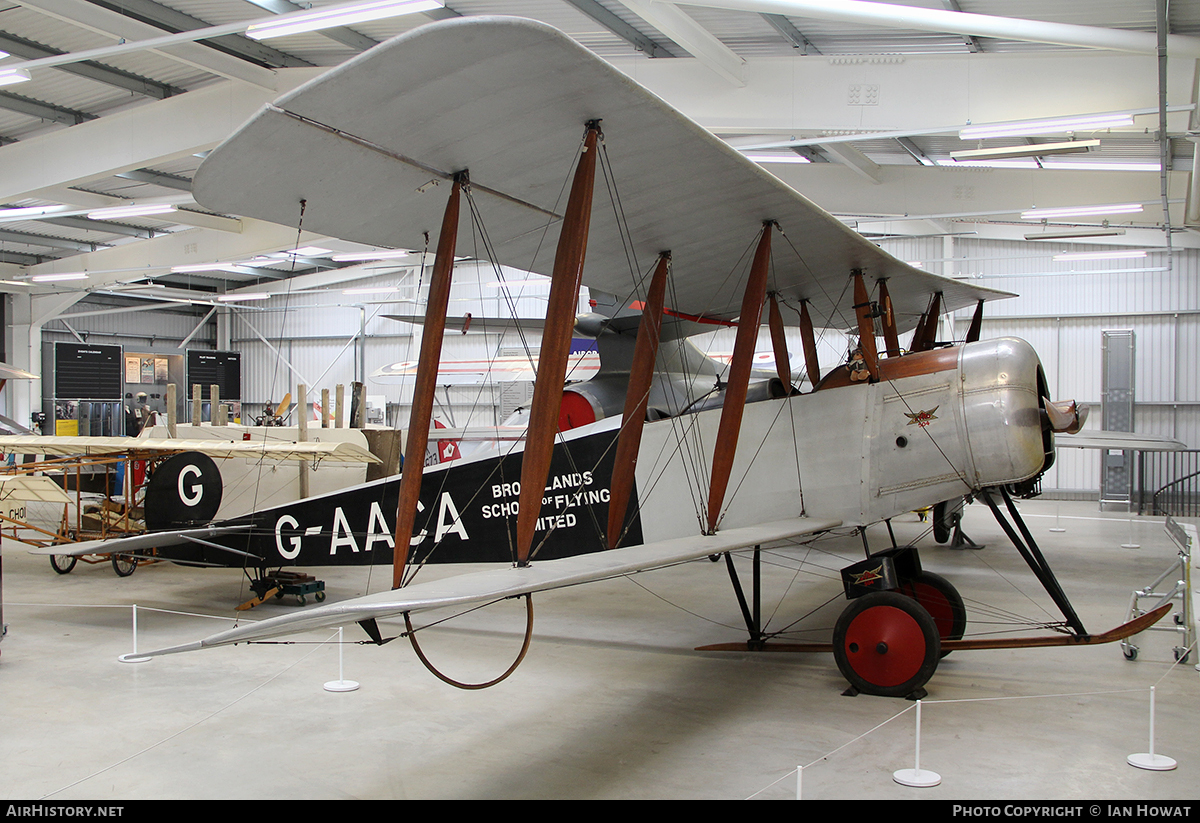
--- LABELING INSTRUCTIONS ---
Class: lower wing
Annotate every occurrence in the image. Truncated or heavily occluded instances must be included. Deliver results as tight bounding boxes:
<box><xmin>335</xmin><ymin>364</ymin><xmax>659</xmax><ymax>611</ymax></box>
<box><xmin>136</xmin><ymin>515</ymin><xmax>841</xmax><ymax>657</ymax></box>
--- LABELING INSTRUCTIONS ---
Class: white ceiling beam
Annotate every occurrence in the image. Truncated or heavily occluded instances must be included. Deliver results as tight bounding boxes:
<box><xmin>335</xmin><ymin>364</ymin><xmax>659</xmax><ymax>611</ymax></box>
<box><xmin>0</xmin><ymin>70</ymin><xmax>318</xmax><ymax>205</ymax></box>
<box><xmin>14</xmin><ymin>0</ymin><xmax>280</xmax><ymax>89</ymax></box>
<box><xmin>618</xmin><ymin>1</ymin><xmax>746</xmax><ymax>86</ymax></box>
<box><xmin>818</xmin><ymin>142</ymin><xmax>882</xmax><ymax>183</ymax></box>
<box><xmin>18</xmin><ymin>219</ymin><xmax>320</xmax><ymax>293</ymax></box>
<box><xmin>669</xmin><ymin>0</ymin><xmax>1200</xmax><ymax>58</ymax></box>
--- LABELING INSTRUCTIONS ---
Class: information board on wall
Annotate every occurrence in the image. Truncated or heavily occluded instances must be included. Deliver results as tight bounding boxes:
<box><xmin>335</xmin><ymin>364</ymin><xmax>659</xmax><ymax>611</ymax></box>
<box><xmin>187</xmin><ymin>350</ymin><xmax>242</xmax><ymax>400</ymax></box>
<box><xmin>54</xmin><ymin>342</ymin><xmax>122</xmax><ymax>400</ymax></box>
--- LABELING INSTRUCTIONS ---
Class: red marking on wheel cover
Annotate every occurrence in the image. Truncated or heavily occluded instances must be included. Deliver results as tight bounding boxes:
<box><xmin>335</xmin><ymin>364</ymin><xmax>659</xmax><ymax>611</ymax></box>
<box><xmin>842</xmin><ymin>604</ymin><xmax>928</xmax><ymax>687</ymax></box>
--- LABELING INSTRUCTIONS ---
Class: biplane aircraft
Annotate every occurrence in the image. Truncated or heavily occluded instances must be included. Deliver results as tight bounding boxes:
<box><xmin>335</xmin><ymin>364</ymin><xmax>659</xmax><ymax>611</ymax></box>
<box><xmin>83</xmin><ymin>16</ymin><xmax>1176</xmax><ymax>698</ymax></box>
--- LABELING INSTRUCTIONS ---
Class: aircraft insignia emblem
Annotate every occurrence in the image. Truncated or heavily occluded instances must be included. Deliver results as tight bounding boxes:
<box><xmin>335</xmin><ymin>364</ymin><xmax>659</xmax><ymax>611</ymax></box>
<box><xmin>905</xmin><ymin>406</ymin><xmax>939</xmax><ymax>428</ymax></box>
<box><xmin>850</xmin><ymin>565</ymin><xmax>885</xmax><ymax>587</ymax></box>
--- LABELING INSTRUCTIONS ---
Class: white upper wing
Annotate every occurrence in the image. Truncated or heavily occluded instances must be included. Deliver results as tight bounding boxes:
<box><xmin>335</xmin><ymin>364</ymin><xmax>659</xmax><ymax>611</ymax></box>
<box><xmin>193</xmin><ymin>16</ymin><xmax>1011</xmax><ymax>334</ymax></box>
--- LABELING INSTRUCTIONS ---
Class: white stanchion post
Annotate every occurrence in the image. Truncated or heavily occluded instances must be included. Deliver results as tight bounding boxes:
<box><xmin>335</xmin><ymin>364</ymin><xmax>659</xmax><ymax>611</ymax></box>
<box><xmin>1122</xmin><ymin>511</ymin><xmax>1140</xmax><ymax>550</ymax></box>
<box><xmin>324</xmin><ymin>626</ymin><xmax>360</xmax><ymax>692</ymax></box>
<box><xmin>1128</xmin><ymin>686</ymin><xmax>1177</xmax><ymax>770</ymax></box>
<box><xmin>796</xmin><ymin>765</ymin><xmax>802</xmax><ymax>800</ymax></box>
<box><xmin>893</xmin><ymin>700</ymin><xmax>941</xmax><ymax>787</ymax></box>
<box><xmin>118</xmin><ymin>604</ymin><xmax>151</xmax><ymax>663</ymax></box>
<box><xmin>1050</xmin><ymin>502</ymin><xmax>1065</xmax><ymax>533</ymax></box>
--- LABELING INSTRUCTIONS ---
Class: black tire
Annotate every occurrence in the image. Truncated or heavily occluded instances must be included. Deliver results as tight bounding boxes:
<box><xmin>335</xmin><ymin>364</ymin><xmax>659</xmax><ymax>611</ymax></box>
<box><xmin>896</xmin><ymin>571</ymin><xmax>967</xmax><ymax>656</ymax></box>
<box><xmin>111</xmin><ymin>554</ymin><xmax>138</xmax><ymax>577</ymax></box>
<box><xmin>50</xmin><ymin>555</ymin><xmax>77</xmax><ymax>575</ymax></box>
<box><xmin>933</xmin><ymin>499</ymin><xmax>962</xmax><ymax>544</ymax></box>
<box><xmin>833</xmin><ymin>591</ymin><xmax>941</xmax><ymax>698</ymax></box>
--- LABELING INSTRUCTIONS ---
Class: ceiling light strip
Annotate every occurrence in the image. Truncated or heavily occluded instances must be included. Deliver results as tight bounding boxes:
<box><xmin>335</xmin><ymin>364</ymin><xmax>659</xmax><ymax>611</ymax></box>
<box><xmin>1021</xmin><ymin>204</ymin><xmax>1144</xmax><ymax>220</ymax></box>
<box><xmin>245</xmin><ymin>0</ymin><xmax>443</xmax><ymax>40</ymax></box>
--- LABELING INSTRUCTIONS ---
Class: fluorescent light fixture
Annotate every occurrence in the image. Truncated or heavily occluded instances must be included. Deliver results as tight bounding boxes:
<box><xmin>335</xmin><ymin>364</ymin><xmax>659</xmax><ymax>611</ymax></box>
<box><xmin>950</xmin><ymin>139</ymin><xmax>1099</xmax><ymax>161</ymax></box>
<box><xmin>87</xmin><ymin>203</ymin><xmax>178</xmax><ymax>220</ymax></box>
<box><xmin>31</xmin><ymin>272</ymin><xmax>88</xmax><ymax>283</ymax></box>
<box><xmin>1021</xmin><ymin>203</ymin><xmax>1143</xmax><ymax>220</ymax></box>
<box><xmin>0</xmin><ymin>279</ymin><xmax>32</xmax><ymax>286</ymax></box>
<box><xmin>0</xmin><ymin>204</ymin><xmax>68</xmax><ymax>219</ymax></box>
<box><xmin>1040</xmin><ymin>161</ymin><xmax>1161</xmax><ymax>172</ymax></box>
<box><xmin>936</xmin><ymin>158</ymin><xmax>1040</xmax><ymax>170</ymax></box>
<box><xmin>960</xmin><ymin>113</ymin><xmax>1134</xmax><ymax>140</ymax></box>
<box><xmin>275</xmin><ymin>246</ymin><xmax>332</xmax><ymax>257</ymax></box>
<box><xmin>1024</xmin><ymin>228</ymin><xmax>1127</xmax><ymax>241</ymax></box>
<box><xmin>245</xmin><ymin>0</ymin><xmax>443</xmax><ymax>40</ymax></box>
<box><xmin>343</xmin><ymin>286</ymin><xmax>400</xmax><ymax>295</ymax></box>
<box><xmin>217</xmin><ymin>292</ymin><xmax>269</xmax><ymax>301</ymax></box>
<box><xmin>1053</xmin><ymin>250</ymin><xmax>1147</xmax><ymax>262</ymax></box>
<box><xmin>0</xmin><ymin>68</ymin><xmax>31</xmax><ymax>87</ymax></box>
<box><xmin>742</xmin><ymin>153</ymin><xmax>811</xmax><ymax>164</ymax></box>
<box><xmin>331</xmin><ymin>250</ymin><xmax>413</xmax><ymax>262</ymax></box>
<box><xmin>170</xmin><ymin>263</ymin><xmax>249</xmax><ymax>274</ymax></box>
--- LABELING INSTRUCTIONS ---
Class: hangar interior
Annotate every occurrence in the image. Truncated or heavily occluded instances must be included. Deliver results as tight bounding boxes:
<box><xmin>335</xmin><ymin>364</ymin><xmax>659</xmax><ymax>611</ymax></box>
<box><xmin>0</xmin><ymin>0</ymin><xmax>1198</xmax><ymax>800</ymax></box>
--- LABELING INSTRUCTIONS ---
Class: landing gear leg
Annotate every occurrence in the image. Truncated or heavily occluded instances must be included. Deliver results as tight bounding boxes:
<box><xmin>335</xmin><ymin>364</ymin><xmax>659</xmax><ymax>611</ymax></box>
<box><xmin>723</xmin><ymin>547</ymin><xmax>764</xmax><ymax>649</ymax></box>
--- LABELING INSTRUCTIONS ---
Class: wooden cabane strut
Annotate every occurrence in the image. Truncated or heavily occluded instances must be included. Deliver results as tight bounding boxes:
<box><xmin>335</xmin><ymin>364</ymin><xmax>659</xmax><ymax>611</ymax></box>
<box><xmin>766</xmin><ymin>293</ymin><xmax>793</xmax><ymax>391</ymax></box>
<box><xmin>875</xmin><ymin>278</ymin><xmax>901</xmax><ymax>358</ymax></box>
<box><xmin>706</xmin><ymin>221</ymin><xmax>773</xmax><ymax>534</ymax></box>
<box><xmin>515</xmin><ymin>123</ymin><xmax>601</xmax><ymax>566</ymax></box>
<box><xmin>392</xmin><ymin>175</ymin><xmax>462</xmax><ymax>589</ymax></box>
<box><xmin>798</xmin><ymin>299</ymin><xmax>821</xmax><ymax>387</ymax></box>
<box><xmin>851</xmin><ymin>269</ymin><xmax>880</xmax><ymax>382</ymax></box>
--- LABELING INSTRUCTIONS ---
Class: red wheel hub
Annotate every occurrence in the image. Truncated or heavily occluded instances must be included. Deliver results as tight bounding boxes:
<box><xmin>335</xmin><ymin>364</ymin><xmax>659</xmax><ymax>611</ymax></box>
<box><xmin>841</xmin><ymin>604</ymin><xmax>929</xmax><ymax>688</ymax></box>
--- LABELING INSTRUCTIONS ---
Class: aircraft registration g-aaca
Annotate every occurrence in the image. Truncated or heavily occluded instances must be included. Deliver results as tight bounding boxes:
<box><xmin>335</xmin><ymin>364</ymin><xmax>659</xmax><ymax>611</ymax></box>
<box><xmin>117</xmin><ymin>16</ymin><xmax>1170</xmax><ymax>699</ymax></box>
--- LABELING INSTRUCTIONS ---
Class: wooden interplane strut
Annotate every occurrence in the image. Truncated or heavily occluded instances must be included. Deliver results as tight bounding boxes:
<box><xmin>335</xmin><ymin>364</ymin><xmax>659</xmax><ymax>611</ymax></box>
<box><xmin>607</xmin><ymin>252</ymin><xmax>670</xmax><ymax>549</ymax></box>
<box><xmin>706</xmin><ymin>222</ymin><xmax>773</xmax><ymax>534</ymax></box>
<box><xmin>516</xmin><ymin>124</ymin><xmax>600</xmax><ymax>565</ymax></box>
<box><xmin>392</xmin><ymin>177</ymin><xmax>461</xmax><ymax>590</ymax></box>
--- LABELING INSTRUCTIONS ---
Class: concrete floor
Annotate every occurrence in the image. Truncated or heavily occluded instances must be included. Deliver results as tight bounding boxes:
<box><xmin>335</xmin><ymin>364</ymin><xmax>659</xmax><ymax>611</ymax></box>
<box><xmin>0</xmin><ymin>498</ymin><xmax>1196</xmax><ymax>800</ymax></box>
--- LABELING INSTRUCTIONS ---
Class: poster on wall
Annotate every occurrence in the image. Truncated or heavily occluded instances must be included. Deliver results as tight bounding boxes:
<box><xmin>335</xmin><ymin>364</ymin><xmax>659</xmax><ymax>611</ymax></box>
<box><xmin>124</xmin><ymin>356</ymin><xmax>140</xmax><ymax>384</ymax></box>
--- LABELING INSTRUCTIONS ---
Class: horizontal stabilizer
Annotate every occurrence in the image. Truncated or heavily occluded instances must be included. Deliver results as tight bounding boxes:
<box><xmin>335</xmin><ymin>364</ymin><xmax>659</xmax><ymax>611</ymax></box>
<box><xmin>134</xmin><ymin>516</ymin><xmax>841</xmax><ymax>658</ymax></box>
<box><xmin>1056</xmin><ymin>431</ymin><xmax>1187</xmax><ymax>451</ymax></box>
<box><xmin>28</xmin><ymin>524</ymin><xmax>251</xmax><ymax>557</ymax></box>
